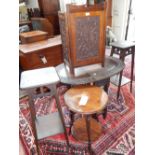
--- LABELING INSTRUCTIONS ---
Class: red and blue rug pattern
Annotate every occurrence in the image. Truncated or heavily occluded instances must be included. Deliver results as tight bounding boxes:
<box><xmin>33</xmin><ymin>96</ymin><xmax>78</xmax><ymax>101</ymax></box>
<box><xmin>19</xmin><ymin>82</ymin><xmax>135</xmax><ymax>155</ymax></box>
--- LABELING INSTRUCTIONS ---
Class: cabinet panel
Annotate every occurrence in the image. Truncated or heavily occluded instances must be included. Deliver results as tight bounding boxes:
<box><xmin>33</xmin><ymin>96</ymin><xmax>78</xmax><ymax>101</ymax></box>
<box><xmin>68</xmin><ymin>10</ymin><xmax>106</xmax><ymax>66</ymax></box>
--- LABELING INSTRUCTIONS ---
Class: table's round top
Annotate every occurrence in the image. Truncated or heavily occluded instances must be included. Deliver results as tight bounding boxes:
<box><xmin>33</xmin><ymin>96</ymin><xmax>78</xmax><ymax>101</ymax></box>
<box><xmin>56</xmin><ymin>56</ymin><xmax>125</xmax><ymax>85</ymax></box>
<box><xmin>64</xmin><ymin>85</ymin><xmax>108</xmax><ymax>114</ymax></box>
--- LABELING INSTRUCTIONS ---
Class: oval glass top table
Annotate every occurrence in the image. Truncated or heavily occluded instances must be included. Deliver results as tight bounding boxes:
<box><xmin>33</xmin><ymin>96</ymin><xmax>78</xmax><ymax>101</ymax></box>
<box><xmin>56</xmin><ymin>56</ymin><xmax>124</xmax><ymax>154</ymax></box>
<box><xmin>55</xmin><ymin>56</ymin><xmax>125</xmax><ymax>85</ymax></box>
<box><xmin>64</xmin><ymin>85</ymin><xmax>108</xmax><ymax>154</ymax></box>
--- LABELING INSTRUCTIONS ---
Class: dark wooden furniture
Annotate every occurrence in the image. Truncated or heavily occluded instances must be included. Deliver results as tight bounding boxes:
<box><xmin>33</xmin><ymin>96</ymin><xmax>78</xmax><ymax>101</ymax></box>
<box><xmin>56</xmin><ymin>56</ymin><xmax>125</xmax><ymax>121</ymax></box>
<box><xmin>20</xmin><ymin>67</ymin><xmax>69</xmax><ymax>155</ymax></box>
<box><xmin>27</xmin><ymin>8</ymin><xmax>41</xmax><ymax>19</ymax></box>
<box><xmin>110</xmin><ymin>41</ymin><xmax>135</xmax><ymax>99</ymax></box>
<box><xmin>56</xmin><ymin>56</ymin><xmax>124</xmax><ymax>86</ymax></box>
<box><xmin>38</xmin><ymin>0</ymin><xmax>60</xmax><ymax>35</ymax></box>
<box><xmin>19</xmin><ymin>35</ymin><xmax>63</xmax><ymax>70</ymax></box>
<box><xmin>19</xmin><ymin>30</ymin><xmax>48</xmax><ymax>44</ymax></box>
<box><xmin>31</xmin><ymin>17</ymin><xmax>54</xmax><ymax>38</ymax></box>
<box><xmin>64</xmin><ymin>85</ymin><xmax>108</xmax><ymax>154</ymax></box>
<box><xmin>58</xmin><ymin>3</ymin><xmax>107</xmax><ymax>74</ymax></box>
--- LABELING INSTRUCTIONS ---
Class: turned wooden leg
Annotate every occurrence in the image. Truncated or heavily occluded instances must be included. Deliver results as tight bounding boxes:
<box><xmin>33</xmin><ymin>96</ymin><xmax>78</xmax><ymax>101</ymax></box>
<box><xmin>102</xmin><ymin>107</ymin><xmax>107</xmax><ymax>119</ymax></box>
<box><xmin>85</xmin><ymin>115</ymin><xmax>92</xmax><ymax>155</ymax></box>
<box><xmin>69</xmin><ymin>111</ymin><xmax>75</xmax><ymax>135</ymax></box>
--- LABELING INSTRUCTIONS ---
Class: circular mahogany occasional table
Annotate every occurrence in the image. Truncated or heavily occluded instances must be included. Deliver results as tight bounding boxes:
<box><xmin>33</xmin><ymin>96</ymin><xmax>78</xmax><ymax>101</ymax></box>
<box><xmin>64</xmin><ymin>85</ymin><xmax>108</xmax><ymax>154</ymax></box>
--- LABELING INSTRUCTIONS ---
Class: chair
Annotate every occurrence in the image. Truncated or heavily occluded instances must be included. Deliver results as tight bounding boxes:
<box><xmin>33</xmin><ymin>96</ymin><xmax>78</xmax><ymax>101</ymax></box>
<box><xmin>31</xmin><ymin>17</ymin><xmax>54</xmax><ymax>38</ymax></box>
<box><xmin>20</xmin><ymin>67</ymin><xmax>69</xmax><ymax>155</ymax></box>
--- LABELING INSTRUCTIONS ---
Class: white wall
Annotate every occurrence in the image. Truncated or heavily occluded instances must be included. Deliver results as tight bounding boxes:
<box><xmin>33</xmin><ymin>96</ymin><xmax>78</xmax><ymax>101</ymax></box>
<box><xmin>60</xmin><ymin>0</ymin><xmax>71</xmax><ymax>12</ymax></box>
<box><xmin>112</xmin><ymin>0</ymin><xmax>130</xmax><ymax>41</ymax></box>
<box><xmin>26</xmin><ymin>0</ymin><xmax>39</xmax><ymax>8</ymax></box>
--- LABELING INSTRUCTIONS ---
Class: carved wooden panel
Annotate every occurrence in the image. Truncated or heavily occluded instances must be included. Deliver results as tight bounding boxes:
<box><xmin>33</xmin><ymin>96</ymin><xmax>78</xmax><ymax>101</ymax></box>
<box><xmin>75</xmin><ymin>16</ymin><xmax>100</xmax><ymax>61</ymax></box>
<box><xmin>59</xmin><ymin>16</ymin><xmax>69</xmax><ymax>63</ymax></box>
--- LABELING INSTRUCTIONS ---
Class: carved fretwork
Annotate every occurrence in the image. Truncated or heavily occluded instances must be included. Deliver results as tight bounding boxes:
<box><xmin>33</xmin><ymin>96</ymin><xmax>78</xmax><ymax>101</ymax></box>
<box><xmin>75</xmin><ymin>16</ymin><xmax>100</xmax><ymax>61</ymax></box>
<box><xmin>59</xmin><ymin>16</ymin><xmax>69</xmax><ymax>63</ymax></box>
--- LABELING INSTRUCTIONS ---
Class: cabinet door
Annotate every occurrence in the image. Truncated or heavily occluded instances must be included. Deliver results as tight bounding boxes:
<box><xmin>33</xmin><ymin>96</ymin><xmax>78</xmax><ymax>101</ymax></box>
<box><xmin>68</xmin><ymin>10</ymin><xmax>106</xmax><ymax>67</ymax></box>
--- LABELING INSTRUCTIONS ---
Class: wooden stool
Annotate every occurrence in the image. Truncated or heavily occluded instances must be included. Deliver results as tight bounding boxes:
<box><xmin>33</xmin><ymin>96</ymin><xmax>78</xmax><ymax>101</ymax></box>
<box><xmin>64</xmin><ymin>85</ymin><xmax>108</xmax><ymax>155</ymax></box>
<box><xmin>110</xmin><ymin>41</ymin><xmax>135</xmax><ymax>99</ymax></box>
<box><xmin>20</xmin><ymin>67</ymin><xmax>69</xmax><ymax>155</ymax></box>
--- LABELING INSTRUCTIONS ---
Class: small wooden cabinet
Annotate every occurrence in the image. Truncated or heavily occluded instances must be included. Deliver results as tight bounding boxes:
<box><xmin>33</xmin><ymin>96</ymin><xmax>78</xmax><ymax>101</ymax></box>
<box><xmin>58</xmin><ymin>3</ymin><xmax>107</xmax><ymax>74</ymax></box>
<box><xmin>19</xmin><ymin>35</ymin><xmax>63</xmax><ymax>70</ymax></box>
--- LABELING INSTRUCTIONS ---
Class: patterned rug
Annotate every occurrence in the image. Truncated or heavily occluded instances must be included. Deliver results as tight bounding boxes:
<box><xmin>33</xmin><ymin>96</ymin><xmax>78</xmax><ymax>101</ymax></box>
<box><xmin>19</xmin><ymin>82</ymin><xmax>135</xmax><ymax>155</ymax></box>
